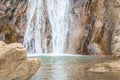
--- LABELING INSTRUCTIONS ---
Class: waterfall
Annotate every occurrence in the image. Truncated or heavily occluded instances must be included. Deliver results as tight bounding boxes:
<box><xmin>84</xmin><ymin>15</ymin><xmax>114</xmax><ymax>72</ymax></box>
<box><xmin>24</xmin><ymin>0</ymin><xmax>70</xmax><ymax>54</ymax></box>
<box><xmin>23</xmin><ymin>0</ymin><xmax>47</xmax><ymax>54</ymax></box>
<box><xmin>46</xmin><ymin>0</ymin><xmax>70</xmax><ymax>53</ymax></box>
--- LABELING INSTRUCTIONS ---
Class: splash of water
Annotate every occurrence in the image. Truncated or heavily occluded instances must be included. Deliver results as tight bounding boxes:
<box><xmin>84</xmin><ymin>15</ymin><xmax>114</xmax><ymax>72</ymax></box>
<box><xmin>46</xmin><ymin>0</ymin><xmax>70</xmax><ymax>53</ymax></box>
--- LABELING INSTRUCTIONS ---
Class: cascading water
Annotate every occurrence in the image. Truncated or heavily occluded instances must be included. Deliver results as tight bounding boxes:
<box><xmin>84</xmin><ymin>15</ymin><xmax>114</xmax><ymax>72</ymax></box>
<box><xmin>23</xmin><ymin>0</ymin><xmax>47</xmax><ymax>54</ymax></box>
<box><xmin>24</xmin><ymin>0</ymin><xmax>70</xmax><ymax>54</ymax></box>
<box><xmin>46</xmin><ymin>0</ymin><xmax>70</xmax><ymax>53</ymax></box>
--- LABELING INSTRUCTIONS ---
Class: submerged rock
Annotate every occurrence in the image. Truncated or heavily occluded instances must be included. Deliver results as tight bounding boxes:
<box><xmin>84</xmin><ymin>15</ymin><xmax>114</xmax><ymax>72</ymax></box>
<box><xmin>89</xmin><ymin>60</ymin><xmax>120</xmax><ymax>73</ymax></box>
<box><xmin>0</xmin><ymin>41</ymin><xmax>41</xmax><ymax>80</ymax></box>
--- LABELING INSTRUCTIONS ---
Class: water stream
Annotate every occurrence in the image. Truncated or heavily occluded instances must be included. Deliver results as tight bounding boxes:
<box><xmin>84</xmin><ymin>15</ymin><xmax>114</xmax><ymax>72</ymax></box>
<box><xmin>46</xmin><ymin>0</ymin><xmax>70</xmax><ymax>53</ymax></box>
<box><xmin>23</xmin><ymin>0</ymin><xmax>70</xmax><ymax>54</ymax></box>
<box><xmin>23</xmin><ymin>0</ymin><xmax>47</xmax><ymax>54</ymax></box>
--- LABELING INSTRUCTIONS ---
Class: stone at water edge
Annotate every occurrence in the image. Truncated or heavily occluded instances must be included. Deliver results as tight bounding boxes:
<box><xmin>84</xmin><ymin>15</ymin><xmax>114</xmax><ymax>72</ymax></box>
<box><xmin>0</xmin><ymin>41</ymin><xmax>41</xmax><ymax>80</ymax></box>
<box><xmin>89</xmin><ymin>60</ymin><xmax>120</xmax><ymax>73</ymax></box>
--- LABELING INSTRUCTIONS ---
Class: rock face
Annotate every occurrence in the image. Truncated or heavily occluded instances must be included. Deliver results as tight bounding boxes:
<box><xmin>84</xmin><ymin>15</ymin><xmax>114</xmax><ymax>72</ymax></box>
<box><xmin>68</xmin><ymin>0</ymin><xmax>113</xmax><ymax>55</ymax></box>
<box><xmin>111</xmin><ymin>0</ymin><xmax>120</xmax><ymax>56</ymax></box>
<box><xmin>67</xmin><ymin>0</ymin><xmax>120</xmax><ymax>55</ymax></box>
<box><xmin>0</xmin><ymin>0</ymin><xmax>120</xmax><ymax>55</ymax></box>
<box><xmin>0</xmin><ymin>0</ymin><xmax>27</xmax><ymax>43</ymax></box>
<box><xmin>0</xmin><ymin>41</ymin><xmax>41</xmax><ymax>80</ymax></box>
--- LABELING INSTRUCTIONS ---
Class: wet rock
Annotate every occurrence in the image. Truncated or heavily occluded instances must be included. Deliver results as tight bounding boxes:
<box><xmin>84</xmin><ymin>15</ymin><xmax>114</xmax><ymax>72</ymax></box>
<box><xmin>89</xmin><ymin>66</ymin><xmax>109</xmax><ymax>73</ymax></box>
<box><xmin>89</xmin><ymin>60</ymin><xmax>120</xmax><ymax>73</ymax></box>
<box><xmin>0</xmin><ymin>41</ymin><xmax>41</xmax><ymax>80</ymax></box>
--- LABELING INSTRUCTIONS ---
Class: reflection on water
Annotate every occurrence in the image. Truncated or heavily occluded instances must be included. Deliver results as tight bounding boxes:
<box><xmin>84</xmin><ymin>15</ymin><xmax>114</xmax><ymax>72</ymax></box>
<box><xmin>30</xmin><ymin>55</ymin><xmax>120</xmax><ymax>80</ymax></box>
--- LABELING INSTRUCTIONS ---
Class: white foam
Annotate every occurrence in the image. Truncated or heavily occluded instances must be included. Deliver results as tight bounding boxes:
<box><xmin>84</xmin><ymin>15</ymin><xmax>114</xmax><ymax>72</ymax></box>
<box><xmin>27</xmin><ymin>53</ymin><xmax>82</xmax><ymax>57</ymax></box>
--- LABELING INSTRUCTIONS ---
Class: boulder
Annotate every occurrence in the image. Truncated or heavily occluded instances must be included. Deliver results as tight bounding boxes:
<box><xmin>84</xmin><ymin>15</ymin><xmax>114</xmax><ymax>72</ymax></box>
<box><xmin>0</xmin><ymin>41</ymin><xmax>41</xmax><ymax>80</ymax></box>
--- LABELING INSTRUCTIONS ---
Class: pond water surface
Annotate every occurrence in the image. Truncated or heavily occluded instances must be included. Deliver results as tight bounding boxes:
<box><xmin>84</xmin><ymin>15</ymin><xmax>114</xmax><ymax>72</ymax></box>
<box><xmin>30</xmin><ymin>55</ymin><xmax>120</xmax><ymax>80</ymax></box>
